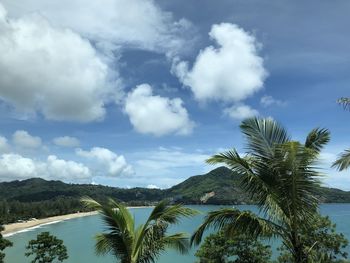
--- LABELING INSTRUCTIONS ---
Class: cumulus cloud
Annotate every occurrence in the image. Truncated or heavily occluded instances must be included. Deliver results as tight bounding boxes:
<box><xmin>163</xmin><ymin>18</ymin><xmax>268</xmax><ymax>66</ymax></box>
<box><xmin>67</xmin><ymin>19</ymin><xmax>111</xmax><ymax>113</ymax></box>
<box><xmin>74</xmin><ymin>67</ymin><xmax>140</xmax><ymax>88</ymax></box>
<box><xmin>173</xmin><ymin>23</ymin><xmax>267</xmax><ymax>102</ymax></box>
<box><xmin>0</xmin><ymin>3</ymin><xmax>115</xmax><ymax>122</ymax></box>
<box><xmin>260</xmin><ymin>95</ymin><xmax>286</xmax><ymax>107</ymax></box>
<box><xmin>1</xmin><ymin>0</ymin><xmax>195</xmax><ymax>55</ymax></box>
<box><xmin>53</xmin><ymin>136</ymin><xmax>80</xmax><ymax>147</ymax></box>
<box><xmin>76</xmin><ymin>147</ymin><xmax>133</xmax><ymax>177</ymax></box>
<box><xmin>12</xmin><ymin>130</ymin><xmax>42</xmax><ymax>149</ymax></box>
<box><xmin>124</xmin><ymin>84</ymin><xmax>195</xmax><ymax>136</ymax></box>
<box><xmin>0</xmin><ymin>153</ymin><xmax>91</xmax><ymax>182</ymax></box>
<box><xmin>224</xmin><ymin>104</ymin><xmax>259</xmax><ymax>120</ymax></box>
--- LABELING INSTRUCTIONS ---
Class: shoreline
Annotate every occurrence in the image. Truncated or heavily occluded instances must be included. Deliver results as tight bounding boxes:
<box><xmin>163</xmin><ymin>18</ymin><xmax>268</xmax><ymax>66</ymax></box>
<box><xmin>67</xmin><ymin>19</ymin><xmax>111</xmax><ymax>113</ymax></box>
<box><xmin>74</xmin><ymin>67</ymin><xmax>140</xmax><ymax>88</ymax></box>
<box><xmin>2</xmin><ymin>206</ymin><xmax>154</xmax><ymax>237</ymax></box>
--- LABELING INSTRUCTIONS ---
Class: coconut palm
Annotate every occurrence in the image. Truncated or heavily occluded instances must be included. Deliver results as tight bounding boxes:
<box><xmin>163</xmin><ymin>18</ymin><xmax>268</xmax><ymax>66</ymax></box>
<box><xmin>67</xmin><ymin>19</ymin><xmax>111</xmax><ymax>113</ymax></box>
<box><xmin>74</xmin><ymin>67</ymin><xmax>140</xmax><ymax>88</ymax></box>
<box><xmin>191</xmin><ymin>117</ymin><xmax>330</xmax><ymax>263</ymax></box>
<box><xmin>82</xmin><ymin>198</ymin><xmax>197</xmax><ymax>263</ymax></box>
<box><xmin>332</xmin><ymin>97</ymin><xmax>350</xmax><ymax>171</ymax></box>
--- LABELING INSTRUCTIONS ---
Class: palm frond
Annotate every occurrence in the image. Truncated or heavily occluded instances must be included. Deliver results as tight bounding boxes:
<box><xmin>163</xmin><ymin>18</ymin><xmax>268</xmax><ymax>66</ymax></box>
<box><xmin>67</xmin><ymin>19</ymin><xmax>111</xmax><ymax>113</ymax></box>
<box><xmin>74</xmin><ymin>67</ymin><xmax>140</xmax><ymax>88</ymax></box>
<box><xmin>332</xmin><ymin>149</ymin><xmax>350</xmax><ymax>171</ymax></box>
<box><xmin>305</xmin><ymin>128</ymin><xmax>330</xmax><ymax>153</ymax></box>
<box><xmin>207</xmin><ymin>149</ymin><xmax>290</xmax><ymax>225</ymax></box>
<box><xmin>337</xmin><ymin>97</ymin><xmax>350</xmax><ymax>110</ymax></box>
<box><xmin>240</xmin><ymin>117</ymin><xmax>290</xmax><ymax>159</ymax></box>
<box><xmin>191</xmin><ymin>208</ymin><xmax>282</xmax><ymax>246</ymax></box>
<box><xmin>146</xmin><ymin>200</ymin><xmax>198</xmax><ymax>225</ymax></box>
<box><xmin>271</xmin><ymin>142</ymin><xmax>321</xmax><ymax>222</ymax></box>
<box><xmin>162</xmin><ymin>233</ymin><xmax>190</xmax><ymax>254</ymax></box>
<box><xmin>82</xmin><ymin>197</ymin><xmax>134</xmax><ymax>261</ymax></box>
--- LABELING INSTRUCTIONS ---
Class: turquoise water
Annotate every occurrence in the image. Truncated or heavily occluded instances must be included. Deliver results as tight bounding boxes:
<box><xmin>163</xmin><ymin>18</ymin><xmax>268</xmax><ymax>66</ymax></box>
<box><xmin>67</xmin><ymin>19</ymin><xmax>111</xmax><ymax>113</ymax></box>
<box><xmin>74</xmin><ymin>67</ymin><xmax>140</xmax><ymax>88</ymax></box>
<box><xmin>4</xmin><ymin>204</ymin><xmax>350</xmax><ymax>263</ymax></box>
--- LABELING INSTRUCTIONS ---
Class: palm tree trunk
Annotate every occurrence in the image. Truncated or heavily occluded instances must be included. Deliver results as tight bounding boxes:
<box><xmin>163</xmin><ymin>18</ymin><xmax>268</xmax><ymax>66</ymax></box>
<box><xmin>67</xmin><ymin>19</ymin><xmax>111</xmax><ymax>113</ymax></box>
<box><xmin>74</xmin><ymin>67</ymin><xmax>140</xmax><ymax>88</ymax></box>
<box><xmin>291</xmin><ymin>232</ymin><xmax>308</xmax><ymax>263</ymax></box>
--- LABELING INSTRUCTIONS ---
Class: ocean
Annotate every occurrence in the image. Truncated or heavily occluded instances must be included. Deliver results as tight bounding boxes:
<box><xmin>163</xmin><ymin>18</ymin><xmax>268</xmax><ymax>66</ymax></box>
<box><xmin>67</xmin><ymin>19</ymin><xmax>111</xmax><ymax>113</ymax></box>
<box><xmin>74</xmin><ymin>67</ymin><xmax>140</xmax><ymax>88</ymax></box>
<box><xmin>4</xmin><ymin>204</ymin><xmax>350</xmax><ymax>262</ymax></box>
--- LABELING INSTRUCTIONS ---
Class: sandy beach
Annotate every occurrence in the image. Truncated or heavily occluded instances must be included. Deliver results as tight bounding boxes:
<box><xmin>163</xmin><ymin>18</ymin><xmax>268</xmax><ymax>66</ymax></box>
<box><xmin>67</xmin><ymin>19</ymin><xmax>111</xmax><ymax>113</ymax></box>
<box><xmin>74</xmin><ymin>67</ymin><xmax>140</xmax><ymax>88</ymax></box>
<box><xmin>2</xmin><ymin>206</ymin><xmax>154</xmax><ymax>237</ymax></box>
<box><xmin>2</xmin><ymin>211</ymin><xmax>98</xmax><ymax>236</ymax></box>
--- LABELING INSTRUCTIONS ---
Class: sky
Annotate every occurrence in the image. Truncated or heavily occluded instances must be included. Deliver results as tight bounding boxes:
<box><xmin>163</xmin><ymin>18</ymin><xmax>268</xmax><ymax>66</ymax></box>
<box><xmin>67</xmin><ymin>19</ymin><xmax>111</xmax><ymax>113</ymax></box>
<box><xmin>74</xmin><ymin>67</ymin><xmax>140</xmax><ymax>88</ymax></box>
<box><xmin>0</xmin><ymin>0</ymin><xmax>349</xmax><ymax>189</ymax></box>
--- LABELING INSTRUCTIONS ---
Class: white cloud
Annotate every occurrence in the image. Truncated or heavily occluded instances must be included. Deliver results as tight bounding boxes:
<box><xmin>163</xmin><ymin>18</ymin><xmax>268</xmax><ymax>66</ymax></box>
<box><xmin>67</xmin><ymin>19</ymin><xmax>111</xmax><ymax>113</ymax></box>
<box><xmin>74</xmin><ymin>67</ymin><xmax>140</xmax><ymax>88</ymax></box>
<box><xmin>0</xmin><ymin>153</ymin><xmax>91</xmax><ymax>182</ymax></box>
<box><xmin>124</xmin><ymin>84</ymin><xmax>194</xmax><ymax>136</ymax></box>
<box><xmin>12</xmin><ymin>130</ymin><xmax>42</xmax><ymax>149</ymax></box>
<box><xmin>1</xmin><ymin>0</ymin><xmax>195</xmax><ymax>56</ymax></box>
<box><xmin>53</xmin><ymin>136</ymin><xmax>80</xmax><ymax>147</ymax></box>
<box><xmin>0</xmin><ymin>136</ymin><xmax>9</xmax><ymax>152</ymax></box>
<box><xmin>147</xmin><ymin>184</ymin><xmax>160</xmax><ymax>189</ymax></box>
<box><xmin>0</xmin><ymin>3</ymin><xmax>115</xmax><ymax>122</ymax></box>
<box><xmin>224</xmin><ymin>104</ymin><xmax>259</xmax><ymax>120</ymax></box>
<box><xmin>173</xmin><ymin>23</ymin><xmax>267</xmax><ymax>102</ymax></box>
<box><xmin>260</xmin><ymin>95</ymin><xmax>286</xmax><ymax>107</ymax></box>
<box><xmin>76</xmin><ymin>147</ymin><xmax>133</xmax><ymax>177</ymax></box>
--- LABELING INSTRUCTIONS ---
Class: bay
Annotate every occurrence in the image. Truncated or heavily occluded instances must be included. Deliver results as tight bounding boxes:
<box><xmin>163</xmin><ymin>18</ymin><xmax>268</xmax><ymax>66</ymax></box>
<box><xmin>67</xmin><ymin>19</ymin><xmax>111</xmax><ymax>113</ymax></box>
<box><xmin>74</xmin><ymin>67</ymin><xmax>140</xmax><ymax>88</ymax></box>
<box><xmin>5</xmin><ymin>204</ymin><xmax>350</xmax><ymax>262</ymax></box>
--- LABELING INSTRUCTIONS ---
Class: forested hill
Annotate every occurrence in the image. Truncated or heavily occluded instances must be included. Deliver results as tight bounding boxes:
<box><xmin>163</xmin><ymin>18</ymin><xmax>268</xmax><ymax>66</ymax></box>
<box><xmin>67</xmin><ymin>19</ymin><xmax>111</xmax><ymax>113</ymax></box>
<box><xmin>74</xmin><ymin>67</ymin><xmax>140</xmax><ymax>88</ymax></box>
<box><xmin>1</xmin><ymin>167</ymin><xmax>350</xmax><ymax>223</ymax></box>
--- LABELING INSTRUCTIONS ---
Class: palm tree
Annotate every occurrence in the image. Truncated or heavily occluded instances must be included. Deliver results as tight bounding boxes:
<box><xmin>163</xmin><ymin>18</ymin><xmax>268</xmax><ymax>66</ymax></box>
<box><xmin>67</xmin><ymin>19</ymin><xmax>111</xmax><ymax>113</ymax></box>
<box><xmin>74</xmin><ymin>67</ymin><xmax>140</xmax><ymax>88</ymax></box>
<box><xmin>332</xmin><ymin>97</ymin><xmax>350</xmax><ymax>171</ymax></box>
<box><xmin>82</xmin><ymin>198</ymin><xmax>197</xmax><ymax>263</ymax></box>
<box><xmin>191</xmin><ymin>117</ymin><xmax>330</xmax><ymax>263</ymax></box>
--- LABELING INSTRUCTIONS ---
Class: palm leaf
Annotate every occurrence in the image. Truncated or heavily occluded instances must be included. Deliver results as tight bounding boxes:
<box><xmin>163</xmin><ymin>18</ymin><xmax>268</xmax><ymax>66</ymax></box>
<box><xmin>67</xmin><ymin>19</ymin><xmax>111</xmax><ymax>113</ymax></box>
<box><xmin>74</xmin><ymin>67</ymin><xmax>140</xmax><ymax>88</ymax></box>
<box><xmin>332</xmin><ymin>149</ymin><xmax>350</xmax><ymax>171</ymax></box>
<box><xmin>240</xmin><ymin>117</ymin><xmax>290</xmax><ymax>159</ymax></box>
<box><xmin>191</xmin><ymin>208</ymin><xmax>282</xmax><ymax>246</ymax></box>
<box><xmin>337</xmin><ymin>97</ymin><xmax>350</xmax><ymax>110</ymax></box>
<box><xmin>305</xmin><ymin>128</ymin><xmax>330</xmax><ymax>153</ymax></box>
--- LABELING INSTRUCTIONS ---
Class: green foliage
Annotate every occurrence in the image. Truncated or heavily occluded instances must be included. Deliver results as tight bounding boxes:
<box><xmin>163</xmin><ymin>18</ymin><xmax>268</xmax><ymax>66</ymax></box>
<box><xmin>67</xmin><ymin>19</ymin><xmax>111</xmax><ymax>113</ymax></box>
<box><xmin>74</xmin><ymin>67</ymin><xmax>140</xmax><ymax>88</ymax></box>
<box><xmin>195</xmin><ymin>229</ymin><xmax>272</xmax><ymax>263</ymax></box>
<box><xmin>192</xmin><ymin>117</ymin><xmax>331</xmax><ymax>263</ymax></box>
<box><xmin>82</xmin><ymin>197</ymin><xmax>198</xmax><ymax>263</ymax></box>
<box><xmin>333</xmin><ymin>97</ymin><xmax>350</xmax><ymax>171</ymax></box>
<box><xmin>0</xmin><ymin>225</ymin><xmax>13</xmax><ymax>263</ymax></box>
<box><xmin>277</xmin><ymin>214</ymin><xmax>348</xmax><ymax>263</ymax></box>
<box><xmin>337</xmin><ymin>98</ymin><xmax>350</xmax><ymax>111</ymax></box>
<box><xmin>25</xmin><ymin>232</ymin><xmax>68</xmax><ymax>263</ymax></box>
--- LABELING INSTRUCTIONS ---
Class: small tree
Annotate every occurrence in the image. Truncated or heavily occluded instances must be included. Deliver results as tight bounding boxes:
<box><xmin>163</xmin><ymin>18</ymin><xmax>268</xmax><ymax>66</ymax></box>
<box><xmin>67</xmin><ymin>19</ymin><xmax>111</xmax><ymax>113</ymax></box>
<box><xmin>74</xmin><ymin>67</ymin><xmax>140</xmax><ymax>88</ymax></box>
<box><xmin>277</xmin><ymin>214</ymin><xmax>348</xmax><ymax>263</ymax></box>
<box><xmin>195</xmin><ymin>229</ymin><xmax>272</xmax><ymax>263</ymax></box>
<box><xmin>0</xmin><ymin>225</ymin><xmax>13</xmax><ymax>263</ymax></box>
<box><xmin>25</xmin><ymin>232</ymin><xmax>68</xmax><ymax>263</ymax></box>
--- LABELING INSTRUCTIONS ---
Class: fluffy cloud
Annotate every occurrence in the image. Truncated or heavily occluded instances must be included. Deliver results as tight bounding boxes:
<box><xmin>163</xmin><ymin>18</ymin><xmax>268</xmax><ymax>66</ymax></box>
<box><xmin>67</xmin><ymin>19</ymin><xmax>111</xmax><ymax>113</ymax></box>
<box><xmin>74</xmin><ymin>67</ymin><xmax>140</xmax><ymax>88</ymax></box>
<box><xmin>0</xmin><ymin>4</ymin><xmax>114</xmax><ymax>122</ymax></box>
<box><xmin>53</xmin><ymin>136</ymin><xmax>80</xmax><ymax>147</ymax></box>
<box><xmin>224</xmin><ymin>104</ymin><xmax>259</xmax><ymax>120</ymax></box>
<box><xmin>173</xmin><ymin>23</ymin><xmax>267</xmax><ymax>102</ymax></box>
<box><xmin>0</xmin><ymin>153</ymin><xmax>91</xmax><ymax>182</ymax></box>
<box><xmin>260</xmin><ymin>95</ymin><xmax>286</xmax><ymax>107</ymax></box>
<box><xmin>76</xmin><ymin>147</ymin><xmax>133</xmax><ymax>177</ymax></box>
<box><xmin>12</xmin><ymin>130</ymin><xmax>42</xmax><ymax>149</ymax></box>
<box><xmin>1</xmin><ymin>0</ymin><xmax>194</xmax><ymax>55</ymax></box>
<box><xmin>124</xmin><ymin>84</ymin><xmax>194</xmax><ymax>136</ymax></box>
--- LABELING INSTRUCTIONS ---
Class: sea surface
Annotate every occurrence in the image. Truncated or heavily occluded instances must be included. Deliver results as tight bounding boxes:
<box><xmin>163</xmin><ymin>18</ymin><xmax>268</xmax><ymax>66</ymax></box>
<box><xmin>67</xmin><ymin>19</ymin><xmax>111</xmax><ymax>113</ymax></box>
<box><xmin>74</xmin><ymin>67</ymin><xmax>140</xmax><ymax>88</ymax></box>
<box><xmin>4</xmin><ymin>204</ymin><xmax>350</xmax><ymax>263</ymax></box>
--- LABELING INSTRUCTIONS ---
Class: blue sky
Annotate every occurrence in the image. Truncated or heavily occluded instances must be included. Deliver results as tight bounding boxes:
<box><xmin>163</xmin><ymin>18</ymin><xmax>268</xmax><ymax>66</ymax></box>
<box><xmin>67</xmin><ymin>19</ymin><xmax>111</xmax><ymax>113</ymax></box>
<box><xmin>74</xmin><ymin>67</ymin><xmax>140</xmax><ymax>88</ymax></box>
<box><xmin>0</xmin><ymin>0</ymin><xmax>349</xmax><ymax>189</ymax></box>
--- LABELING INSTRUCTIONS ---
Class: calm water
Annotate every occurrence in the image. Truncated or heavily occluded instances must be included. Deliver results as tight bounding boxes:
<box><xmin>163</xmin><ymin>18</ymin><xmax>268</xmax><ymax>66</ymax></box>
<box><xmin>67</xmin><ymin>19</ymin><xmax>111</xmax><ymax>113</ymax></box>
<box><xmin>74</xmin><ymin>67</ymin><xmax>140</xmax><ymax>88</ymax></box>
<box><xmin>4</xmin><ymin>204</ymin><xmax>350</xmax><ymax>263</ymax></box>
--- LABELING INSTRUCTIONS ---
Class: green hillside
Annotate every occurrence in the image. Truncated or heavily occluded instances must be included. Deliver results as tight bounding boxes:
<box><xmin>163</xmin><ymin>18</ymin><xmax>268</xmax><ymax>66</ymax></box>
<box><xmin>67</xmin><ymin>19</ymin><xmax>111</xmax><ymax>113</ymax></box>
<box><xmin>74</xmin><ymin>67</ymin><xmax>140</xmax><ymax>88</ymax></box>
<box><xmin>165</xmin><ymin>167</ymin><xmax>252</xmax><ymax>204</ymax></box>
<box><xmin>1</xmin><ymin>166</ymin><xmax>350</xmax><ymax>223</ymax></box>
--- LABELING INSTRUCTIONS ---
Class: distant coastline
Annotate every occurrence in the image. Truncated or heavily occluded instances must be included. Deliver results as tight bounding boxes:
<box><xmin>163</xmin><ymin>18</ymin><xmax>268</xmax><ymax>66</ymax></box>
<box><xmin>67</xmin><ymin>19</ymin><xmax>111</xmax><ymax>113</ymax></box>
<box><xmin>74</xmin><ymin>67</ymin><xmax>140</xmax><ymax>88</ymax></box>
<box><xmin>2</xmin><ymin>206</ymin><xmax>153</xmax><ymax>237</ymax></box>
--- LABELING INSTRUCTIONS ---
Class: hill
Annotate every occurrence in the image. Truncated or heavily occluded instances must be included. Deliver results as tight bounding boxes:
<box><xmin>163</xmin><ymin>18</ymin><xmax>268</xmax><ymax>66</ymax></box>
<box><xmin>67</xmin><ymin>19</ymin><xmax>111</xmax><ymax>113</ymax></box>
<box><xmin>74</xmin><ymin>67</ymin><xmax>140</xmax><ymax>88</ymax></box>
<box><xmin>164</xmin><ymin>167</ymin><xmax>252</xmax><ymax>204</ymax></box>
<box><xmin>1</xmin><ymin>166</ymin><xmax>350</xmax><ymax>223</ymax></box>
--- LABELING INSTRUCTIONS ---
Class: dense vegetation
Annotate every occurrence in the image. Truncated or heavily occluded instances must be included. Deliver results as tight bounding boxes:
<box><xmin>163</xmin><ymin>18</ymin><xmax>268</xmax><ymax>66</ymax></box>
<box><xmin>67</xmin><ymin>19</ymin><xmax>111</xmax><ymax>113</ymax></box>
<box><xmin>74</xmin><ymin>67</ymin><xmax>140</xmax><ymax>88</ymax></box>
<box><xmin>195</xmin><ymin>229</ymin><xmax>272</xmax><ymax>263</ymax></box>
<box><xmin>0</xmin><ymin>225</ymin><xmax>12</xmax><ymax>263</ymax></box>
<box><xmin>25</xmin><ymin>232</ymin><xmax>68</xmax><ymax>263</ymax></box>
<box><xmin>1</xmin><ymin>166</ymin><xmax>350</xmax><ymax>224</ymax></box>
